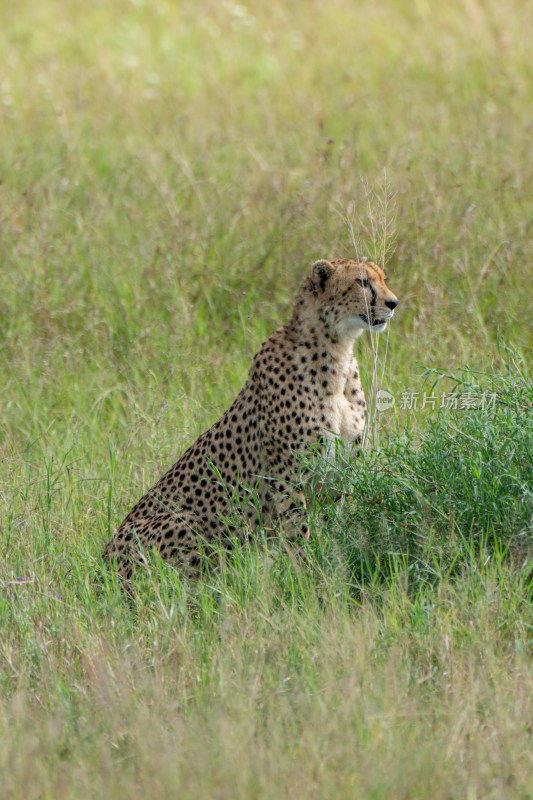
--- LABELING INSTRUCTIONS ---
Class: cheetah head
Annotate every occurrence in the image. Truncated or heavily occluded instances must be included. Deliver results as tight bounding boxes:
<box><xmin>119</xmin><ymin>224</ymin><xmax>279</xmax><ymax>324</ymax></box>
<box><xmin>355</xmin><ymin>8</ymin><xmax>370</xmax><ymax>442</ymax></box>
<box><xmin>308</xmin><ymin>257</ymin><xmax>399</xmax><ymax>339</ymax></box>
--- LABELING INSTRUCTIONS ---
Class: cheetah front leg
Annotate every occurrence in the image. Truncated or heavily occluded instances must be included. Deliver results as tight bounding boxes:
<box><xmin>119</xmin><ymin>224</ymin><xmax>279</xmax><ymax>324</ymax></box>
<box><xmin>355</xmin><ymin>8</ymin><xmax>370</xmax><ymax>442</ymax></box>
<box><xmin>342</xmin><ymin>356</ymin><xmax>367</xmax><ymax>448</ymax></box>
<box><xmin>267</xmin><ymin>477</ymin><xmax>310</xmax><ymax>543</ymax></box>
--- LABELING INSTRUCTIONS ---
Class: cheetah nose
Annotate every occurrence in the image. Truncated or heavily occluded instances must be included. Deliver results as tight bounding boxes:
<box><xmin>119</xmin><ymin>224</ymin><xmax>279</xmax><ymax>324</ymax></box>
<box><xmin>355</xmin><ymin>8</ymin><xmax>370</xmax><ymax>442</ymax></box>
<box><xmin>385</xmin><ymin>297</ymin><xmax>398</xmax><ymax>310</ymax></box>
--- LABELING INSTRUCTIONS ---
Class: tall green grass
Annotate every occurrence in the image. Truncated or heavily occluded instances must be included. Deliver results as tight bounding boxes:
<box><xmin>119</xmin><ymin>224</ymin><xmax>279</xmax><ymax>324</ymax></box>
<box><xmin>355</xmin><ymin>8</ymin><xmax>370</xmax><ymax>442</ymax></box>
<box><xmin>312</xmin><ymin>348</ymin><xmax>533</xmax><ymax>589</ymax></box>
<box><xmin>1</xmin><ymin>0</ymin><xmax>533</xmax><ymax>796</ymax></box>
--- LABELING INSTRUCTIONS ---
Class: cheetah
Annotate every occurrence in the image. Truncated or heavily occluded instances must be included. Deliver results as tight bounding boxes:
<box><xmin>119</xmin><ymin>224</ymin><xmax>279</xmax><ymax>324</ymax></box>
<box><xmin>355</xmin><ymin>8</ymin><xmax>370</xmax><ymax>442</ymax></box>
<box><xmin>103</xmin><ymin>258</ymin><xmax>399</xmax><ymax>579</ymax></box>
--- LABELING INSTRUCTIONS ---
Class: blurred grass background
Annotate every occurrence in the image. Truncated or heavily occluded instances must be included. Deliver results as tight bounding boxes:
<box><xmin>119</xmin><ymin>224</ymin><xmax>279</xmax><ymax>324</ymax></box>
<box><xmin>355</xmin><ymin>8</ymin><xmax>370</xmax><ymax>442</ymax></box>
<box><xmin>0</xmin><ymin>0</ymin><xmax>532</xmax><ymax>796</ymax></box>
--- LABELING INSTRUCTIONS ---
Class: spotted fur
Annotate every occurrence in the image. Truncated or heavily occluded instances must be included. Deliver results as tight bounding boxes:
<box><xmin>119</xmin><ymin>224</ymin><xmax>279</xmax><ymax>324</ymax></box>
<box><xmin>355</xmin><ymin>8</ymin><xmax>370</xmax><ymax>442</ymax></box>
<box><xmin>103</xmin><ymin>258</ymin><xmax>399</xmax><ymax>579</ymax></box>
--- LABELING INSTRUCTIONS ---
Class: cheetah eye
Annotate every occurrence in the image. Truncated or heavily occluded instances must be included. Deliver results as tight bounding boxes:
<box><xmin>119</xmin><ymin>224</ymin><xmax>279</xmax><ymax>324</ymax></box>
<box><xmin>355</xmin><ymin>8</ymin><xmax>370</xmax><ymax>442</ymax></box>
<box><xmin>355</xmin><ymin>278</ymin><xmax>370</xmax><ymax>288</ymax></box>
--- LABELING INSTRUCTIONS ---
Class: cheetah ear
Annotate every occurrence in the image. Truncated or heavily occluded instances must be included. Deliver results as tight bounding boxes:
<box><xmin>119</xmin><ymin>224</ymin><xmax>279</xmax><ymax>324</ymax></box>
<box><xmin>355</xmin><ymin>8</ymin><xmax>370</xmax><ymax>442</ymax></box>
<box><xmin>311</xmin><ymin>260</ymin><xmax>334</xmax><ymax>294</ymax></box>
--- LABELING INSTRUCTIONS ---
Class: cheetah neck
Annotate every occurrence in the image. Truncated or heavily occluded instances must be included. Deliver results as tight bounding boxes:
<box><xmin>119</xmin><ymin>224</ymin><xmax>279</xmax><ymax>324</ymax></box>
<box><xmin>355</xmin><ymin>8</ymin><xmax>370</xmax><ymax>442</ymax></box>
<box><xmin>284</xmin><ymin>315</ymin><xmax>359</xmax><ymax>395</ymax></box>
<box><xmin>289</xmin><ymin>308</ymin><xmax>360</xmax><ymax>353</ymax></box>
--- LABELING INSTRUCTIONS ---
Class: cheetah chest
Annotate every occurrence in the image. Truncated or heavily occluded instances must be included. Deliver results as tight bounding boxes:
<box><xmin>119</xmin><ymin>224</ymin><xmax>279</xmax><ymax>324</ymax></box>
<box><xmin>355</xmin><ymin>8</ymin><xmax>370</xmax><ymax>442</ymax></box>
<box><xmin>325</xmin><ymin>392</ymin><xmax>366</xmax><ymax>448</ymax></box>
<box><xmin>313</xmin><ymin>392</ymin><xmax>365</xmax><ymax>475</ymax></box>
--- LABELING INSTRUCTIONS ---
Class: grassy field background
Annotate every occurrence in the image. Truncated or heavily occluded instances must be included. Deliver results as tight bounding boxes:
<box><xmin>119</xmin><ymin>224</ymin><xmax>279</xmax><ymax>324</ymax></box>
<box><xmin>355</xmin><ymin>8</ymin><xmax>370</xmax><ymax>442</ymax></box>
<box><xmin>1</xmin><ymin>0</ymin><xmax>532</xmax><ymax>797</ymax></box>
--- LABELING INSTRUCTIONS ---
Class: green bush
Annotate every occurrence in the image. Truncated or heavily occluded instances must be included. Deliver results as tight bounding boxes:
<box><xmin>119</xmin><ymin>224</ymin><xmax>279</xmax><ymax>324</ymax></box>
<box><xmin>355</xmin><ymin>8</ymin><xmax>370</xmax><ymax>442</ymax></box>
<box><xmin>318</xmin><ymin>351</ymin><xmax>532</xmax><ymax>584</ymax></box>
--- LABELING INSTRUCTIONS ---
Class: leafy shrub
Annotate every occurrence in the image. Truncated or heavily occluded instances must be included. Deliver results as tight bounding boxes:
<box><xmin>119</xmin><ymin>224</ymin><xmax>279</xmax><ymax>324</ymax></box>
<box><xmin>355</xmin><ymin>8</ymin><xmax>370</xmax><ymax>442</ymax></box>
<box><xmin>317</xmin><ymin>350</ymin><xmax>532</xmax><ymax>585</ymax></box>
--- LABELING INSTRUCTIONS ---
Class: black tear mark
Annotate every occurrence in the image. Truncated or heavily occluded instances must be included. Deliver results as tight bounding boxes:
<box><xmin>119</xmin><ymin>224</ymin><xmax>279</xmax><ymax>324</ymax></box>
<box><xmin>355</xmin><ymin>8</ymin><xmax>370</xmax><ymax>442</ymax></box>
<box><xmin>356</xmin><ymin>276</ymin><xmax>377</xmax><ymax>306</ymax></box>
